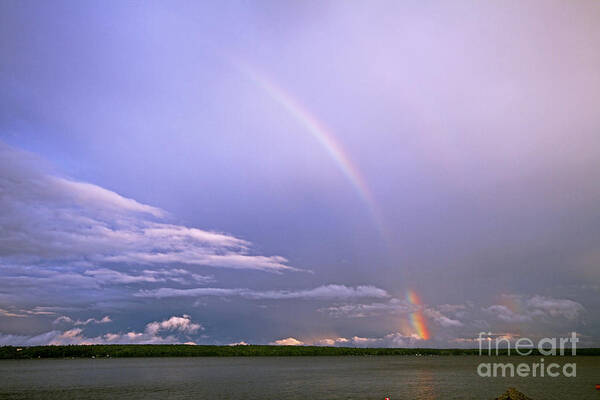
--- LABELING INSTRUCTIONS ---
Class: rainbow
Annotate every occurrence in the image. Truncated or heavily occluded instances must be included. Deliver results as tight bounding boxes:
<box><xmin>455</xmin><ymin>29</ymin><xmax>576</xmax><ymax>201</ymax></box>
<box><xmin>236</xmin><ymin>63</ymin><xmax>384</xmax><ymax>233</ymax></box>
<box><xmin>407</xmin><ymin>290</ymin><xmax>431</xmax><ymax>340</ymax></box>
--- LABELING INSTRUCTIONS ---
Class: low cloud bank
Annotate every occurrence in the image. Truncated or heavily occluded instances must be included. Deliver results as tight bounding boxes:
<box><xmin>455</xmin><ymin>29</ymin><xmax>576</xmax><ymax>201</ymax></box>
<box><xmin>0</xmin><ymin>315</ymin><xmax>202</xmax><ymax>346</ymax></box>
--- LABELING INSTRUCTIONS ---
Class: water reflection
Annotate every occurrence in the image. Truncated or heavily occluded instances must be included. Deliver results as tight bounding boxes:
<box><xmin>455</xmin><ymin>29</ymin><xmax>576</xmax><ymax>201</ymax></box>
<box><xmin>0</xmin><ymin>356</ymin><xmax>597</xmax><ymax>399</ymax></box>
<box><xmin>414</xmin><ymin>368</ymin><xmax>436</xmax><ymax>400</ymax></box>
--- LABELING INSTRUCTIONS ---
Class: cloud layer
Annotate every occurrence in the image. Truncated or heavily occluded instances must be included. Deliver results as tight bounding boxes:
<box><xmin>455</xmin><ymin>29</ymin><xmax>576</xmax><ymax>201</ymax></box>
<box><xmin>269</xmin><ymin>333</ymin><xmax>427</xmax><ymax>348</ymax></box>
<box><xmin>0</xmin><ymin>143</ymin><xmax>295</xmax><ymax>273</ymax></box>
<box><xmin>0</xmin><ymin>315</ymin><xmax>202</xmax><ymax>346</ymax></box>
<box><xmin>0</xmin><ymin>143</ymin><xmax>593</xmax><ymax>347</ymax></box>
<box><xmin>136</xmin><ymin>284</ymin><xmax>389</xmax><ymax>300</ymax></box>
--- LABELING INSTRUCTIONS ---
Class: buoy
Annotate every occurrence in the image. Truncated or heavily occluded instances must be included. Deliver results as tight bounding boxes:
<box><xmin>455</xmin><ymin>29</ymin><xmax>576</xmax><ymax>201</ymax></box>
<box><xmin>595</xmin><ymin>384</ymin><xmax>600</xmax><ymax>390</ymax></box>
<box><xmin>384</xmin><ymin>397</ymin><xmax>390</xmax><ymax>400</ymax></box>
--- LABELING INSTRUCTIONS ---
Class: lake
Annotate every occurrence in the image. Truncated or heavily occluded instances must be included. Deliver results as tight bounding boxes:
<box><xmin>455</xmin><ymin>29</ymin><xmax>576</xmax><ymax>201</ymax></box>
<box><xmin>0</xmin><ymin>356</ymin><xmax>598</xmax><ymax>399</ymax></box>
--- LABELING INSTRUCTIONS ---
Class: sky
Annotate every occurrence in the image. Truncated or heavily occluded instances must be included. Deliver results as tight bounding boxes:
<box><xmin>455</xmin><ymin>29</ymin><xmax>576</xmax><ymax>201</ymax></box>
<box><xmin>1</xmin><ymin>0</ymin><xmax>599</xmax><ymax>347</ymax></box>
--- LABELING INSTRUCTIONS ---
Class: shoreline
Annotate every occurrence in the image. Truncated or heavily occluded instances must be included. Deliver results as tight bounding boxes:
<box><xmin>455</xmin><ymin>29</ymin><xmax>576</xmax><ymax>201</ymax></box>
<box><xmin>2</xmin><ymin>345</ymin><xmax>599</xmax><ymax>359</ymax></box>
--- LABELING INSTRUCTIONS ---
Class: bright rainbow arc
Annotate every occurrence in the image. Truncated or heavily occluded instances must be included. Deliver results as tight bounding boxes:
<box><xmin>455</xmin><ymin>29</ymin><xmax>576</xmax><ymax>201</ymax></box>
<box><xmin>407</xmin><ymin>290</ymin><xmax>431</xmax><ymax>340</ymax></box>
<box><xmin>236</xmin><ymin>63</ymin><xmax>429</xmax><ymax>341</ymax></box>
<box><xmin>237</xmin><ymin>63</ymin><xmax>384</xmax><ymax>234</ymax></box>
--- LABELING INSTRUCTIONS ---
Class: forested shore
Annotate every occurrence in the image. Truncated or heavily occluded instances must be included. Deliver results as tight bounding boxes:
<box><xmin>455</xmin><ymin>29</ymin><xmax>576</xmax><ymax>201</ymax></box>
<box><xmin>1</xmin><ymin>345</ymin><xmax>599</xmax><ymax>359</ymax></box>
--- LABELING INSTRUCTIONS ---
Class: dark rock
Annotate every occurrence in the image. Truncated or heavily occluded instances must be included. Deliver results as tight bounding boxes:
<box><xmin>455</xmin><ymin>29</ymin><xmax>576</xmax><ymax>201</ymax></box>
<box><xmin>494</xmin><ymin>387</ymin><xmax>533</xmax><ymax>400</ymax></box>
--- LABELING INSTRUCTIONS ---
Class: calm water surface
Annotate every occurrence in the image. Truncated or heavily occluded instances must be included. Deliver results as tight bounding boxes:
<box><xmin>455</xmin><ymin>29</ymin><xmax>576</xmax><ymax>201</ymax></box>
<box><xmin>1</xmin><ymin>356</ymin><xmax>599</xmax><ymax>399</ymax></box>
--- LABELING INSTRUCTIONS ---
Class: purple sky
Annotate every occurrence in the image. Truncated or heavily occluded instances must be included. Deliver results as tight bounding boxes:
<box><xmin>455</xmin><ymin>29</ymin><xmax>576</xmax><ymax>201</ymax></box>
<box><xmin>1</xmin><ymin>0</ymin><xmax>599</xmax><ymax>347</ymax></box>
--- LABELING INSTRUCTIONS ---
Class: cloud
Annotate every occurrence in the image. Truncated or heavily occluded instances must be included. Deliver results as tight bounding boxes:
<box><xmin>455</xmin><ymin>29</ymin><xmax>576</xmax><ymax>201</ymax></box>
<box><xmin>136</xmin><ymin>284</ymin><xmax>389</xmax><ymax>300</ymax></box>
<box><xmin>0</xmin><ymin>264</ymin><xmax>217</xmax><ymax>307</ymax></box>
<box><xmin>526</xmin><ymin>295</ymin><xmax>584</xmax><ymax>320</ymax></box>
<box><xmin>52</xmin><ymin>316</ymin><xmax>112</xmax><ymax>326</ymax></box>
<box><xmin>438</xmin><ymin>304</ymin><xmax>468</xmax><ymax>314</ymax></box>
<box><xmin>0</xmin><ymin>315</ymin><xmax>202</xmax><ymax>346</ymax></box>
<box><xmin>270</xmin><ymin>337</ymin><xmax>304</xmax><ymax>346</ymax></box>
<box><xmin>0</xmin><ymin>306</ymin><xmax>57</xmax><ymax>318</ymax></box>
<box><xmin>423</xmin><ymin>308</ymin><xmax>463</xmax><ymax>327</ymax></box>
<box><xmin>0</xmin><ymin>308</ymin><xmax>28</xmax><ymax>318</ymax></box>
<box><xmin>228</xmin><ymin>341</ymin><xmax>250</xmax><ymax>346</ymax></box>
<box><xmin>83</xmin><ymin>268</ymin><xmax>214</xmax><ymax>285</ymax></box>
<box><xmin>484</xmin><ymin>295</ymin><xmax>584</xmax><ymax>323</ymax></box>
<box><xmin>0</xmin><ymin>331</ymin><xmax>78</xmax><ymax>346</ymax></box>
<box><xmin>53</xmin><ymin>316</ymin><xmax>74</xmax><ymax>324</ymax></box>
<box><xmin>314</xmin><ymin>337</ymin><xmax>350</xmax><ymax>346</ymax></box>
<box><xmin>484</xmin><ymin>305</ymin><xmax>531</xmax><ymax>323</ymax></box>
<box><xmin>347</xmin><ymin>333</ymin><xmax>425</xmax><ymax>348</ymax></box>
<box><xmin>347</xmin><ymin>336</ymin><xmax>379</xmax><ymax>346</ymax></box>
<box><xmin>0</xmin><ymin>143</ymin><xmax>296</xmax><ymax>273</ymax></box>
<box><xmin>145</xmin><ymin>315</ymin><xmax>203</xmax><ymax>335</ymax></box>
<box><xmin>320</xmin><ymin>298</ymin><xmax>413</xmax><ymax>318</ymax></box>
<box><xmin>52</xmin><ymin>177</ymin><xmax>165</xmax><ymax>218</ymax></box>
<box><xmin>277</xmin><ymin>333</ymin><xmax>426</xmax><ymax>348</ymax></box>
<box><xmin>320</xmin><ymin>299</ymin><xmax>464</xmax><ymax>328</ymax></box>
<box><xmin>76</xmin><ymin>316</ymin><xmax>112</xmax><ymax>325</ymax></box>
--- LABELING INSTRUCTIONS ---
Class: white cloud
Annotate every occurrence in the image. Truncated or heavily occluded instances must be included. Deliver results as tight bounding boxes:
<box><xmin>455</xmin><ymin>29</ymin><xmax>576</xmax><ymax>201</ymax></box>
<box><xmin>314</xmin><ymin>337</ymin><xmax>350</xmax><ymax>346</ymax></box>
<box><xmin>51</xmin><ymin>177</ymin><xmax>165</xmax><ymax>218</ymax></box>
<box><xmin>74</xmin><ymin>316</ymin><xmax>112</xmax><ymax>326</ymax></box>
<box><xmin>54</xmin><ymin>315</ymin><xmax>112</xmax><ymax>327</ymax></box>
<box><xmin>277</xmin><ymin>333</ymin><xmax>426</xmax><ymax>348</ymax></box>
<box><xmin>53</xmin><ymin>316</ymin><xmax>74</xmax><ymax>324</ymax></box>
<box><xmin>136</xmin><ymin>284</ymin><xmax>389</xmax><ymax>300</ymax></box>
<box><xmin>349</xmin><ymin>336</ymin><xmax>379</xmax><ymax>346</ymax></box>
<box><xmin>270</xmin><ymin>337</ymin><xmax>304</xmax><ymax>346</ymax></box>
<box><xmin>145</xmin><ymin>315</ymin><xmax>203</xmax><ymax>335</ymax></box>
<box><xmin>0</xmin><ymin>143</ymin><xmax>296</xmax><ymax>273</ymax></box>
<box><xmin>0</xmin><ymin>315</ymin><xmax>202</xmax><ymax>346</ymax></box>
<box><xmin>336</xmin><ymin>333</ymin><xmax>424</xmax><ymax>348</ymax></box>
<box><xmin>0</xmin><ymin>331</ymin><xmax>74</xmax><ymax>346</ymax></box>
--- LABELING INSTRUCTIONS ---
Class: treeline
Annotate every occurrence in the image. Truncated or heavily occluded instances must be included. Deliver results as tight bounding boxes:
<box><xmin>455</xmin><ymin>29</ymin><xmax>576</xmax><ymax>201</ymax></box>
<box><xmin>0</xmin><ymin>345</ymin><xmax>599</xmax><ymax>359</ymax></box>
